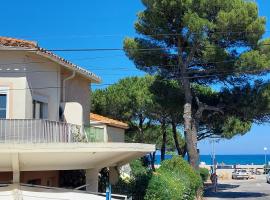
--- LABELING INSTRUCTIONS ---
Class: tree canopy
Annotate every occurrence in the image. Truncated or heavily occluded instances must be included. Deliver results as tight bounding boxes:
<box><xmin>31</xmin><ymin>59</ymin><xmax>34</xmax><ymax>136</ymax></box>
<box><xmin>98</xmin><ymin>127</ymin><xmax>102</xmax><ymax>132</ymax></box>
<box><xmin>91</xmin><ymin>75</ymin><xmax>270</xmax><ymax>169</ymax></box>
<box><xmin>91</xmin><ymin>76</ymin><xmax>186</xmax><ymax>164</ymax></box>
<box><xmin>123</xmin><ymin>0</ymin><xmax>270</xmax><ymax>167</ymax></box>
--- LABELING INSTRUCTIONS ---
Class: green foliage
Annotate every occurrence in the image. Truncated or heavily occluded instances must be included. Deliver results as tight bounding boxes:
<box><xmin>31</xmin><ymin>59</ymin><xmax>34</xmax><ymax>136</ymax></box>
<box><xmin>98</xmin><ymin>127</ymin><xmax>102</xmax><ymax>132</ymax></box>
<box><xmin>92</xmin><ymin>76</ymin><xmax>154</xmax><ymax>123</ymax></box>
<box><xmin>222</xmin><ymin>117</ymin><xmax>252</xmax><ymax>139</ymax></box>
<box><xmin>130</xmin><ymin>159</ymin><xmax>149</xmax><ymax>176</ymax></box>
<box><xmin>92</xmin><ymin>76</ymin><xmax>185</xmax><ymax>152</ymax></box>
<box><xmin>199</xmin><ymin>168</ymin><xmax>210</xmax><ymax>182</ymax></box>
<box><xmin>129</xmin><ymin>124</ymin><xmax>185</xmax><ymax>150</ymax></box>
<box><xmin>149</xmin><ymin>78</ymin><xmax>184</xmax><ymax>123</ymax></box>
<box><xmin>124</xmin><ymin>0</ymin><xmax>268</xmax><ymax>81</ymax></box>
<box><xmin>145</xmin><ymin>156</ymin><xmax>202</xmax><ymax>200</ymax></box>
<box><xmin>122</xmin><ymin>0</ymin><xmax>270</xmax><ymax>144</ymax></box>
<box><xmin>144</xmin><ymin>171</ymin><xmax>187</xmax><ymax>200</ymax></box>
<box><xmin>122</xmin><ymin>0</ymin><xmax>270</xmax><ymax>166</ymax></box>
<box><xmin>113</xmin><ymin>159</ymin><xmax>152</xmax><ymax>200</ymax></box>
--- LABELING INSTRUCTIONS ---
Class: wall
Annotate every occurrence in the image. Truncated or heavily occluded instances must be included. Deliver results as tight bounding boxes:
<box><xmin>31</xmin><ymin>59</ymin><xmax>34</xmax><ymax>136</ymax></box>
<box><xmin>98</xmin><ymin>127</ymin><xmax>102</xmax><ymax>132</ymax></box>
<box><xmin>0</xmin><ymin>171</ymin><xmax>59</xmax><ymax>187</ymax></box>
<box><xmin>0</xmin><ymin>51</ymin><xmax>92</xmax><ymax>125</ymax></box>
<box><xmin>0</xmin><ymin>51</ymin><xmax>61</xmax><ymax>121</ymax></box>
<box><xmin>107</xmin><ymin>126</ymin><xmax>125</xmax><ymax>142</ymax></box>
<box><xmin>63</xmin><ymin>74</ymin><xmax>91</xmax><ymax>125</ymax></box>
<box><xmin>20</xmin><ymin>171</ymin><xmax>59</xmax><ymax>187</ymax></box>
<box><xmin>24</xmin><ymin>53</ymin><xmax>60</xmax><ymax>121</ymax></box>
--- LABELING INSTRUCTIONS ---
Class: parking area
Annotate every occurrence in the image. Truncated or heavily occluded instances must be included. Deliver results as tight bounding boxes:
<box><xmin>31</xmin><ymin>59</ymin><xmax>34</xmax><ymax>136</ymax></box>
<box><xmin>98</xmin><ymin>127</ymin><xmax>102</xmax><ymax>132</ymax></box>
<box><xmin>205</xmin><ymin>175</ymin><xmax>270</xmax><ymax>200</ymax></box>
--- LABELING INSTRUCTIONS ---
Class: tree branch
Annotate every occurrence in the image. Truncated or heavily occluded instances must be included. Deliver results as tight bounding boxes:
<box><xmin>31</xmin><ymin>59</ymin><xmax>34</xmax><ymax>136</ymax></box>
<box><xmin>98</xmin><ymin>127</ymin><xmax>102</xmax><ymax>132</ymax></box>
<box><xmin>194</xmin><ymin>96</ymin><xmax>224</xmax><ymax>120</ymax></box>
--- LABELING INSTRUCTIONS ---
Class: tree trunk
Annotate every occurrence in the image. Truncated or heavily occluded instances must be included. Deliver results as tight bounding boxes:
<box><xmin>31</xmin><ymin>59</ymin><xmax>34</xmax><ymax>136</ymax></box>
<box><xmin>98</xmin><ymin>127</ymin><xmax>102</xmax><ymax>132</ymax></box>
<box><xmin>182</xmin><ymin>79</ymin><xmax>199</xmax><ymax>168</ymax></box>
<box><xmin>149</xmin><ymin>151</ymin><xmax>156</xmax><ymax>171</ymax></box>
<box><xmin>160</xmin><ymin>119</ymin><xmax>167</xmax><ymax>162</ymax></box>
<box><xmin>181</xmin><ymin>144</ymin><xmax>187</xmax><ymax>158</ymax></box>
<box><xmin>177</xmin><ymin>37</ymin><xmax>199</xmax><ymax>168</ymax></box>
<box><xmin>172</xmin><ymin>121</ymin><xmax>182</xmax><ymax>156</ymax></box>
<box><xmin>137</xmin><ymin>115</ymin><xmax>144</xmax><ymax>143</ymax></box>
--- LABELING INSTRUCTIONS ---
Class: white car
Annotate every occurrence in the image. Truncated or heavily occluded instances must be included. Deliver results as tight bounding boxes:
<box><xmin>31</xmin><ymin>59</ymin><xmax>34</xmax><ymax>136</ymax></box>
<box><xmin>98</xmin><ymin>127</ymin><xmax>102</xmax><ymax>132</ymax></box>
<box><xmin>232</xmin><ymin>169</ymin><xmax>250</xmax><ymax>180</ymax></box>
<box><xmin>266</xmin><ymin>172</ymin><xmax>270</xmax><ymax>183</ymax></box>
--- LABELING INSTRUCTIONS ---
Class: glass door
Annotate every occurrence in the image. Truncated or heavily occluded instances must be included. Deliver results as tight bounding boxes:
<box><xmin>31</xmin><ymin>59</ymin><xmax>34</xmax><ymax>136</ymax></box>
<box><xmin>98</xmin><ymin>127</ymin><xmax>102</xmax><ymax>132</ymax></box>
<box><xmin>0</xmin><ymin>94</ymin><xmax>7</xmax><ymax>119</ymax></box>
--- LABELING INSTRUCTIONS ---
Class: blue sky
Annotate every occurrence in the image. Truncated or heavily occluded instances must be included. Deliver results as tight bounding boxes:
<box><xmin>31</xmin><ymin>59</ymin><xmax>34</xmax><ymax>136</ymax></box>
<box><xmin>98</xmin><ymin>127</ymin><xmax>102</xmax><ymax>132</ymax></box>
<box><xmin>0</xmin><ymin>0</ymin><xmax>269</xmax><ymax>155</ymax></box>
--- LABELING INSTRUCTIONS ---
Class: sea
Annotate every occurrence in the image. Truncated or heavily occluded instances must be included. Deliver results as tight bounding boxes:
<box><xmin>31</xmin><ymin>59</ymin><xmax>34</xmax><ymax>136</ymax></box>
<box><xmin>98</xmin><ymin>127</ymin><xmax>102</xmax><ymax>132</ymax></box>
<box><xmin>154</xmin><ymin>154</ymin><xmax>268</xmax><ymax>165</ymax></box>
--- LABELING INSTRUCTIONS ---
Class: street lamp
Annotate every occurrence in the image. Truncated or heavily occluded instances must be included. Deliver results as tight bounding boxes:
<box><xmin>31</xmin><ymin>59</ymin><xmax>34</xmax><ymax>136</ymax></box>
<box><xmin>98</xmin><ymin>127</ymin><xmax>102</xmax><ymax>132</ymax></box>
<box><xmin>264</xmin><ymin>147</ymin><xmax>268</xmax><ymax>165</ymax></box>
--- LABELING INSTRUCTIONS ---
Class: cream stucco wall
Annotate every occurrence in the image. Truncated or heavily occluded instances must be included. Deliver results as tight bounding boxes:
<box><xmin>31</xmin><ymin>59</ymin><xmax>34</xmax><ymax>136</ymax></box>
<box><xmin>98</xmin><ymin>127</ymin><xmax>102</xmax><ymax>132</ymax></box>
<box><xmin>24</xmin><ymin>53</ymin><xmax>61</xmax><ymax>121</ymax></box>
<box><xmin>0</xmin><ymin>51</ymin><xmax>61</xmax><ymax>120</ymax></box>
<box><xmin>0</xmin><ymin>77</ymin><xmax>27</xmax><ymax>119</ymax></box>
<box><xmin>63</xmin><ymin>75</ymin><xmax>91</xmax><ymax>125</ymax></box>
<box><xmin>0</xmin><ymin>51</ymin><xmax>91</xmax><ymax>125</ymax></box>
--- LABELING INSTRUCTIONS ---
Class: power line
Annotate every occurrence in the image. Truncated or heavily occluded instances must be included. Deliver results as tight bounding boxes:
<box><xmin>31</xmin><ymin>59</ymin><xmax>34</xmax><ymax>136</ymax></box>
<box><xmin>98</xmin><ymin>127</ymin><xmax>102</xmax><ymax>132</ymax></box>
<box><xmin>0</xmin><ymin>60</ymin><xmax>267</xmax><ymax>75</ymax></box>
<box><xmin>1</xmin><ymin>42</ymin><xmax>270</xmax><ymax>53</ymax></box>
<box><xmin>14</xmin><ymin>29</ymin><xmax>270</xmax><ymax>40</ymax></box>
<box><xmin>1</xmin><ymin>67</ymin><xmax>269</xmax><ymax>91</ymax></box>
<box><xmin>91</xmin><ymin>67</ymin><xmax>270</xmax><ymax>87</ymax></box>
<box><xmin>0</xmin><ymin>86</ymin><xmax>61</xmax><ymax>92</ymax></box>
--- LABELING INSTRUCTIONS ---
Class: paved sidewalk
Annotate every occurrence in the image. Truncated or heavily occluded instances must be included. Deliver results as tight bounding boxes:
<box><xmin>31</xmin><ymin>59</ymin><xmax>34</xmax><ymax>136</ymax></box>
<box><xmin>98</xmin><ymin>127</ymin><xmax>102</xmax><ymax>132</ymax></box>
<box><xmin>204</xmin><ymin>175</ymin><xmax>270</xmax><ymax>200</ymax></box>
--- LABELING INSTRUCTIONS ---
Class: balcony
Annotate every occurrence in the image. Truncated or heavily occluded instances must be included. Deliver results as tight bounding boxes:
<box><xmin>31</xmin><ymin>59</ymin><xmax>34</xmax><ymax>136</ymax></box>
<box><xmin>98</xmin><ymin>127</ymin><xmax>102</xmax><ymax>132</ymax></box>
<box><xmin>0</xmin><ymin>119</ymin><xmax>105</xmax><ymax>143</ymax></box>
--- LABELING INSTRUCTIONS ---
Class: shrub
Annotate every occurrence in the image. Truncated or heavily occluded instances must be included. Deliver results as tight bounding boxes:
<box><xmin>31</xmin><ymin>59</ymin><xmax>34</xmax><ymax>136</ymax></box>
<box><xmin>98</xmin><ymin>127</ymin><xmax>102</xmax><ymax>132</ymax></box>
<box><xmin>112</xmin><ymin>159</ymin><xmax>152</xmax><ymax>200</ymax></box>
<box><xmin>145</xmin><ymin>156</ymin><xmax>202</xmax><ymax>200</ymax></box>
<box><xmin>199</xmin><ymin>168</ymin><xmax>209</xmax><ymax>182</ymax></box>
<box><xmin>130</xmin><ymin>159</ymin><xmax>149</xmax><ymax>176</ymax></box>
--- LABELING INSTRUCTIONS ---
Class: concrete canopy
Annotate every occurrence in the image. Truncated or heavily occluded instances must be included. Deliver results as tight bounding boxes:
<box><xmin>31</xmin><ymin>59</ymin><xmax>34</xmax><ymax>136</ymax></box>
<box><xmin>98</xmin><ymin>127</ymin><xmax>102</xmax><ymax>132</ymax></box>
<box><xmin>0</xmin><ymin>143</ymin><xmax>155</xmax><ymax>171</ymax></box>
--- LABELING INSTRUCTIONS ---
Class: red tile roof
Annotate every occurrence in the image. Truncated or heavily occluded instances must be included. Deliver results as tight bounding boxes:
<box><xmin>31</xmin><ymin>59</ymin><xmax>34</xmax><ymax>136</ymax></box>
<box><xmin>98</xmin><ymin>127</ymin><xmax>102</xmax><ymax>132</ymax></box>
<box><xmin>0</xmin><ymin>36</ymin><xmax>100</xmax><ymax>83</ymax></box>
<box><xmin>90</xmin><ymin>113</ymin><xmax>129</xmax><ymax>129</ymax></box>
<box><xmin>0</xmin><ymin>37</ymin><xmax>37</xmax><ymax>48</ymax></box>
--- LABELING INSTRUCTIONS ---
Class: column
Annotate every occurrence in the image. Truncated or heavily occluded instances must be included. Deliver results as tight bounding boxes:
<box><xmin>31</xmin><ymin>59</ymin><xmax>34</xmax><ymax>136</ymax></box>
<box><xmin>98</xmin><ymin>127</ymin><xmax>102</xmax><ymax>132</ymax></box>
<box><xmin>12</xmin><ymin>153</ymin><xmax>20</xmax><ymax>183</ymax></box>
<box><xmin>85</xmin><ymin>168</ymin><xmax>100</xmax><ymax>192</ymax></box>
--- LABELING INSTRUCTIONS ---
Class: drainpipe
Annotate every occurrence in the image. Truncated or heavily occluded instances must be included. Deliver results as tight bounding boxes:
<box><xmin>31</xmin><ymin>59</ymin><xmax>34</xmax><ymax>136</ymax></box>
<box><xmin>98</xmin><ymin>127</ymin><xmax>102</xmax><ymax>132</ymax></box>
<box><xmin>62</xmin><ymin>70</ymin><xmax>76</xmax><ymax>102</ymax></box>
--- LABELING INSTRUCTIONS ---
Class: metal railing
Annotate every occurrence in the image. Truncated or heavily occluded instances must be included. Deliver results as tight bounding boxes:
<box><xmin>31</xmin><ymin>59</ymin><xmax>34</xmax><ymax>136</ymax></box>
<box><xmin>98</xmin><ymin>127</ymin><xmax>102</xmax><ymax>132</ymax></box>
<box><xmin>0</xmin><ymin>119</ymin><xmax>87</xmax><ymax>143</ymax></box>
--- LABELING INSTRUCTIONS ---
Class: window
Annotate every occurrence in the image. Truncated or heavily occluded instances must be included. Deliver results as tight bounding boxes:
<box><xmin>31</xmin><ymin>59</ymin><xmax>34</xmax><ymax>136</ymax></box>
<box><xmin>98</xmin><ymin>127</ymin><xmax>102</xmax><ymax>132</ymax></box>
<box><xmin>85</xmin><ymin>126</ymin><xmax>104</xmax><ymax>142</ymax></box>
<box><xmin>0</xmin><ymin>88</ymin><xmax>8</xmax><ymax>119</ymax></box>
<box><xmin>33</xmin><ymin>100</ymin><xmax>48</xmax><ymax>119</ymax></box>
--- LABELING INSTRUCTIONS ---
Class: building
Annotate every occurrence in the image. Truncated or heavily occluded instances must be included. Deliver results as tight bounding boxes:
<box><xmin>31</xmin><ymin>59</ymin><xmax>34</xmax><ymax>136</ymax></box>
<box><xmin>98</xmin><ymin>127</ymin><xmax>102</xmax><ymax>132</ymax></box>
<box><xmin>0</xmin><ymin>36</ymin><xmax>155</xmax><ymax>192</ymax></box>
<box><xmin>89</xmin><ymin>113</ymin><xmax>129</xmax><ymax>143</ymax></box>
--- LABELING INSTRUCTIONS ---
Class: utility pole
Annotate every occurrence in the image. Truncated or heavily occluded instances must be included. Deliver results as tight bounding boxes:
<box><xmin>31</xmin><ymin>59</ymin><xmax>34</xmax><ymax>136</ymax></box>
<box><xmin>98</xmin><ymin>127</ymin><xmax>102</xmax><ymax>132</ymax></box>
<box><xmin>264</xmin><ymin>147</ymin><xmax>268</xmax><ymax>165</ymax></box>
<box><xmin>211</xmin><ymin>138</ymin><xmax>217</xmax><ymax>173</ymax></box>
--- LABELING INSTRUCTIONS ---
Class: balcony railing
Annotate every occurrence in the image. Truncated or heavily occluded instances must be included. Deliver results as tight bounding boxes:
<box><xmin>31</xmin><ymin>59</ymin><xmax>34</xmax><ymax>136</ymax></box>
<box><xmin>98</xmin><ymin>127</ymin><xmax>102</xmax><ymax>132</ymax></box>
<box><xmin>0</xmin><ymin>119</ymin><xmax>105</xmax><ymax>143</ymax></box>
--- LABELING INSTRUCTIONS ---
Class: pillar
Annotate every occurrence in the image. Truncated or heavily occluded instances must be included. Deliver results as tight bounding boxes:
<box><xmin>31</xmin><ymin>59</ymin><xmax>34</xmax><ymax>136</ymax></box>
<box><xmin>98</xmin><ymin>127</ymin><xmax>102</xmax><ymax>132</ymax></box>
<box><xmin>85</xmin><ymin>168</ymin><xmax>100</xmax><ymax>192</ymax></box>
<box><xmin>12</xmin><ymin>153</ymin><xmax>20</xmax><ymax>183</ymax></box>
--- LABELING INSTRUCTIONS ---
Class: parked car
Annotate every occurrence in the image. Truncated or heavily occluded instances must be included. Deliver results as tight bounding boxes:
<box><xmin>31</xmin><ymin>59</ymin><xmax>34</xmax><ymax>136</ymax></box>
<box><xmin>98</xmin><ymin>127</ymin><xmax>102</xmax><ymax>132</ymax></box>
<box><xmin>232</xmin><ymin>169</ymin><xmax>250</xmax><ymax>180</ymax></box>
<box><xmin>266</xmin><ymin>172</ymin><xmax>270</xmax><ymax>183</ymax></box>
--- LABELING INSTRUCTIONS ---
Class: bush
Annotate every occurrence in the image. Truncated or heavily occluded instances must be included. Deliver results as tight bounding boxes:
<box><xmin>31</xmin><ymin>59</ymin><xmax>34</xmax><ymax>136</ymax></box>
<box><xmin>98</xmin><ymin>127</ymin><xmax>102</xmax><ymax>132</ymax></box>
<box><xmin>112</xmin><ymin>159</ymin><xmax>152</xmax><ymax>200</ymax></box>
<box><xmin>199</xmin><ymin>168</ymin><xmax>209</xmax><ymax>182</ymax></box>
<box><xmin>130</xmin><ymin>159</ymin><xmax>149</xmax><ymax>176</ymax></box>
<box><xmin>145</xmin><ymin>156</ymin><xmax>202</xmax><ymax>200</ymax></box>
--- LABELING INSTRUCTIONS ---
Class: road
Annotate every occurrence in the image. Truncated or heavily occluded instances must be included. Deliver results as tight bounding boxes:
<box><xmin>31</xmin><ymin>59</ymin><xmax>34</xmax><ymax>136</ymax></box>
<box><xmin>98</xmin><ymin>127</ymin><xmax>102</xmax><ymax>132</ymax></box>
<box><xmin>204</xmin><ymin>175</ymin><xmax>270</xmax><ymax>200</ymax></box>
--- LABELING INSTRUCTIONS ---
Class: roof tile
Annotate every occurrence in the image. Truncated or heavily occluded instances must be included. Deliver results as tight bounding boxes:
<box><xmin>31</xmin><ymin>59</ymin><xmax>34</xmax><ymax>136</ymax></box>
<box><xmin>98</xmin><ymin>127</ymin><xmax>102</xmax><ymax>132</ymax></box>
<box><xmin>90</xmin><ymin>113</ymin><xmax>129</xmax><ymax>129</ymax></box>
<box><xmin>0</xmin><ymin>36</ymin><xmax>100</xmax><ymax>83</ymax></box>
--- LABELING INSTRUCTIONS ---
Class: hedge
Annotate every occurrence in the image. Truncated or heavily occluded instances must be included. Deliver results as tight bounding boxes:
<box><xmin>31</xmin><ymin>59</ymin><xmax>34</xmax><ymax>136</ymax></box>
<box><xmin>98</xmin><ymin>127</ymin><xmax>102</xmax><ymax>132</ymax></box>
<box><xmin>144</xmin><ymin>156</ymin><xmax>202</xmax><ymax>200</ymax></box>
